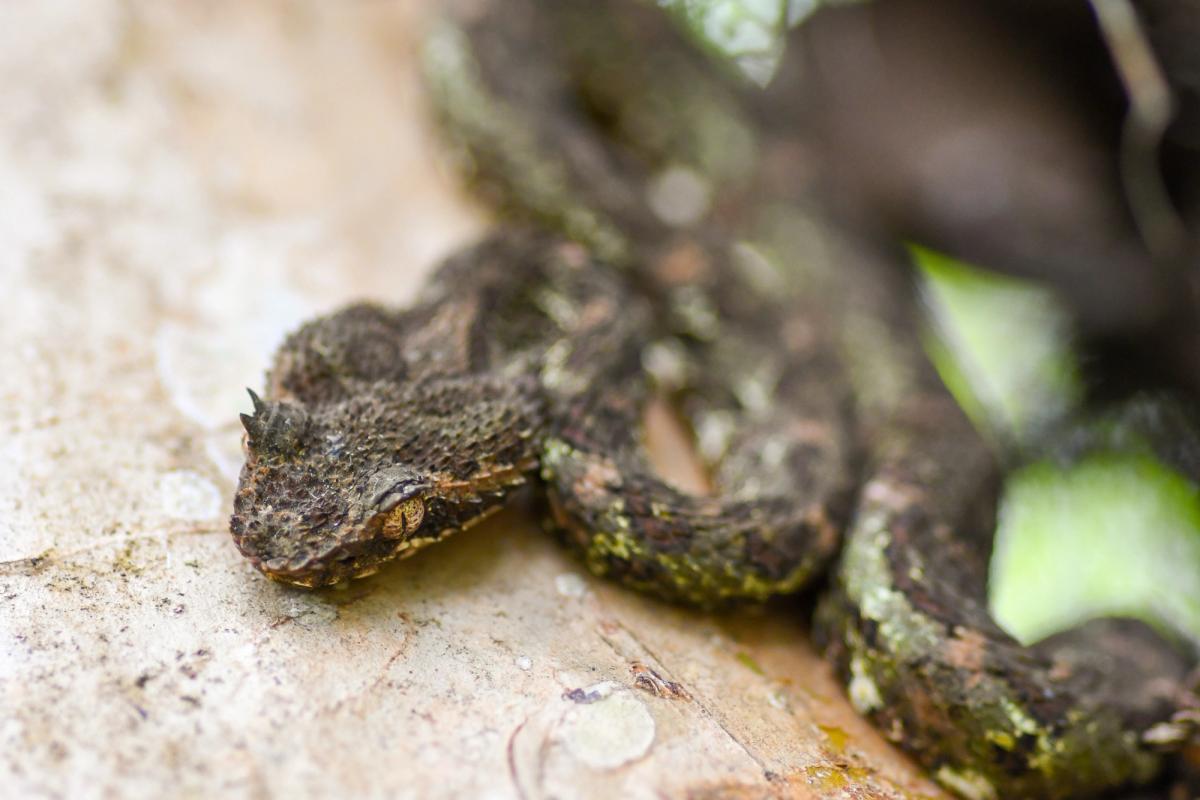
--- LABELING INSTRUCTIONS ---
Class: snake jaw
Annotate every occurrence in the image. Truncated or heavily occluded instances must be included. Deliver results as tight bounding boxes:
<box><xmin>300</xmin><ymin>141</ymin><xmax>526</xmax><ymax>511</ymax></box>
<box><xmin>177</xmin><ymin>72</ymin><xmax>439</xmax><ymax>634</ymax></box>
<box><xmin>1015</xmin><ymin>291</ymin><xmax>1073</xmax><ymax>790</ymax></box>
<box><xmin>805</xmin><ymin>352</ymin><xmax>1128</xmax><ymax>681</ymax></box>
<box><xmin>250</xmin><ymin>515</ymin><xmax>425</xmax><ymax>589</ymax></box>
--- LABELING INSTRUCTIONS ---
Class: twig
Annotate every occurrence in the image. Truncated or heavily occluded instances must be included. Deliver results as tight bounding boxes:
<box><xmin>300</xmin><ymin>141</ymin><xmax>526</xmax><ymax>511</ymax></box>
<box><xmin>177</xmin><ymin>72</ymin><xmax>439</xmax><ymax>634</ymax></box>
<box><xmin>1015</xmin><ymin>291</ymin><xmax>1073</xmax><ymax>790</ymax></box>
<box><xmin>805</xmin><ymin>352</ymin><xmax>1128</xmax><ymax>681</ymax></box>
<box><xmin>1090</xmin><ymin>0</ymin><xmax>1188</xmax><ymax>258</ymax></box>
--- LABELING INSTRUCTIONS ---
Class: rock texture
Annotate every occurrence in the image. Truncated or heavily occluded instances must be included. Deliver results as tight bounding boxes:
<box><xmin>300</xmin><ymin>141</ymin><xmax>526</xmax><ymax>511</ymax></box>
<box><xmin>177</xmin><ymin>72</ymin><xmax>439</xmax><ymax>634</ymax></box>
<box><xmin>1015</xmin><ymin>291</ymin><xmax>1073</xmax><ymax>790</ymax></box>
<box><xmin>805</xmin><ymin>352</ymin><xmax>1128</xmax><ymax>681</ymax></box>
<box><xmin>0</xmin><ymin>2</ymin><xmax>947</xmax><ymax>798</ymax></box>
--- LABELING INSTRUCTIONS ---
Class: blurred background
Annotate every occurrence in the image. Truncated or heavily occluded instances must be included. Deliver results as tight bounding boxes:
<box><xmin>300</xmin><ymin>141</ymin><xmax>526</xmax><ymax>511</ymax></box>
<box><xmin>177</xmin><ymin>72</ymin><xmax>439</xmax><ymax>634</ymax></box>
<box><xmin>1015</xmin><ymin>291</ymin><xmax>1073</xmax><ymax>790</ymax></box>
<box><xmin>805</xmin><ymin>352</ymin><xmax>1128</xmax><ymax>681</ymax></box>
<box><xmin>3</xmin><ymin>0</ymin><xmax>1199</xmax><ymax>797</ymax></box>
<box><xmin>646</xmin><ymin>0</ymin><xmax>1200</xmax><ymax>649</ymax></box>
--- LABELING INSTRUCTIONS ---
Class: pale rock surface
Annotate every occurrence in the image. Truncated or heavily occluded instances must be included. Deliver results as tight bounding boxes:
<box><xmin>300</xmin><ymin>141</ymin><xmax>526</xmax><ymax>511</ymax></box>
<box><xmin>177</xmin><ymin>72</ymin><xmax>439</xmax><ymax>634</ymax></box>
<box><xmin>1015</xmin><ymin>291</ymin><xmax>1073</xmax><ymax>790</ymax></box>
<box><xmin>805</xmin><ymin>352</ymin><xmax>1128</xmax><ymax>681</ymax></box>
<box><xmin>0</xmin><ymin>2</ymin><xmax>949</xmax><ymax>798</ymax></box>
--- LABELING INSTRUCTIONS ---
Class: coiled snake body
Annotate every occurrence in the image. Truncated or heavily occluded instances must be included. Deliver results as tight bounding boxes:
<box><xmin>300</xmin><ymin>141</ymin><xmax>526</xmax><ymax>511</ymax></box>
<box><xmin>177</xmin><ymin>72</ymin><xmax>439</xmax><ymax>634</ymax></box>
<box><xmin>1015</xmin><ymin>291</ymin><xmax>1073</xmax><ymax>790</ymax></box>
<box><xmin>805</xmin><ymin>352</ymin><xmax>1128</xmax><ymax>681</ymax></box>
<box><xmin>231</xmin><ymin>1</ymin><xmax>1198</xmax><ymax>797</ymax></box>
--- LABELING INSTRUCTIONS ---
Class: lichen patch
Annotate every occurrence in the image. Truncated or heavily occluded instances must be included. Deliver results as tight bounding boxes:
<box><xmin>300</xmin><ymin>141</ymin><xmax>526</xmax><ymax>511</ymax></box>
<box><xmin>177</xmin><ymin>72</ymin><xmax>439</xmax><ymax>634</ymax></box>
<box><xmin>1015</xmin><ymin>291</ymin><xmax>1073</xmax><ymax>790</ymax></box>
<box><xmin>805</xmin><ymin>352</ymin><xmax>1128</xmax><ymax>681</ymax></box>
<box><xmin>560</xmin><ymin>689</ymin><xmax>656</xmax><ymax>770</ymax></box>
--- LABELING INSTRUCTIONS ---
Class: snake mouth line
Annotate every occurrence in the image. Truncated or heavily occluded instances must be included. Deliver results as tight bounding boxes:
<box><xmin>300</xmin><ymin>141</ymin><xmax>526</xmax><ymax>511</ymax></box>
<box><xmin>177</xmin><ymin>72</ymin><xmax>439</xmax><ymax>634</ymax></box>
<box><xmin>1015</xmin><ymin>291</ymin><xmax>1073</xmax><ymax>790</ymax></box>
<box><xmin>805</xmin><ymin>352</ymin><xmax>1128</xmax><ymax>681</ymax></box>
<box><xmin>259</xmin><ymin>504</ymin><xmax>508</xmax><ymax>588</ymax></box>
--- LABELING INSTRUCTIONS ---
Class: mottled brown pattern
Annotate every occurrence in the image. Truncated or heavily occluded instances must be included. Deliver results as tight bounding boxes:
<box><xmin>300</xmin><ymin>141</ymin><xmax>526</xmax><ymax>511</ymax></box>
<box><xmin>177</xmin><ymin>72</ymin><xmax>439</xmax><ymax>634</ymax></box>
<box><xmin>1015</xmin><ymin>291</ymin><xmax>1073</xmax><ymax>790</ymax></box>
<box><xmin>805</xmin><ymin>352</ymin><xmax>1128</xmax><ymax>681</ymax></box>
<box><xmin>230</xmin><ymin>0</ymin><xmax>1200</xmax><ymax>797</ymax></box>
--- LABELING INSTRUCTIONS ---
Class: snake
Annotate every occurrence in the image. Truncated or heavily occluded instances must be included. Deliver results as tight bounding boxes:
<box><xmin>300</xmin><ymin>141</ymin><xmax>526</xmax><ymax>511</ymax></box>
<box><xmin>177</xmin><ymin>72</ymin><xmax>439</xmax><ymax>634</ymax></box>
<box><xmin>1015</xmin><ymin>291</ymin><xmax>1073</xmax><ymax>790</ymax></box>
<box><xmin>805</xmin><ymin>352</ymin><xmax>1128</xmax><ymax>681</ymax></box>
<box><xmin>229</xmin><ymin>0</ymin><xmax>1200</xmax><ymax>797</ymax></box>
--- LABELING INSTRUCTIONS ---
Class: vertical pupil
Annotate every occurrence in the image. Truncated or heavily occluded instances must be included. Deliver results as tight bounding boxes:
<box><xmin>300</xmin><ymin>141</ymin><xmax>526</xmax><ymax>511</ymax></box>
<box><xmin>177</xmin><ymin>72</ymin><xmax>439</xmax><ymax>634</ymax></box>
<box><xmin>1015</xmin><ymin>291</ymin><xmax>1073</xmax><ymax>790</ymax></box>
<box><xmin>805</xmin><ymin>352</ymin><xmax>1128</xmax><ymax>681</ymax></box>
<box><xmin>382</xmin><ymin>497</ymin><xmax>424</xmax><ymax>539</ymax></box>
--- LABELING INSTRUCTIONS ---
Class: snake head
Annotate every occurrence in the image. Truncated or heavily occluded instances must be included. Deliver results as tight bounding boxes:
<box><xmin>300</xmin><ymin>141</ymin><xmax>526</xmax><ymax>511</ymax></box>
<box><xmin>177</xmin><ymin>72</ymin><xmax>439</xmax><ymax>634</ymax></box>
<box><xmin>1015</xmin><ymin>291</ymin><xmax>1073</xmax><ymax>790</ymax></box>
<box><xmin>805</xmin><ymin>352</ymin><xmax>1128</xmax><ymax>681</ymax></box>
<box><xmin>230</xmin><ymin>378</ymin><xmax>538</xmax><ymax>588</ymax></box>
<box><xmin>230</xmin><ymin>389</ymin><xmax>443</xmax><ymax>588</ymax></box>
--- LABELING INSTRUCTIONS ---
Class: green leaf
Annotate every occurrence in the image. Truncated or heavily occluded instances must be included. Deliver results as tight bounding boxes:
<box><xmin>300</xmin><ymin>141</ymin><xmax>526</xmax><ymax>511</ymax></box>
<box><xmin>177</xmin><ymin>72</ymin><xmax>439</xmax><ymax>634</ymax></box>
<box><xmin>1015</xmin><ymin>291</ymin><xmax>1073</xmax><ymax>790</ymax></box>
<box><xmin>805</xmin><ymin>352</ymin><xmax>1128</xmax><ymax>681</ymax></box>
<box><xmin>991</xmin><ymin>454</ymin><xmax>1200</xmax><ymax>644</ymax></box>
<box><xmin>656</xmin><ymin>0</ymin><xmax>866</xmax><ymax>84</ymax></box>
<box><xmin>915</xmin><ymin>245</ymin><xmax>1200</xmax><ymax>646</ymax></box>
<box><xmin>914</xmin><ymin>244</ymin><xmax>1082</xmax><ymax>450</ymax></box>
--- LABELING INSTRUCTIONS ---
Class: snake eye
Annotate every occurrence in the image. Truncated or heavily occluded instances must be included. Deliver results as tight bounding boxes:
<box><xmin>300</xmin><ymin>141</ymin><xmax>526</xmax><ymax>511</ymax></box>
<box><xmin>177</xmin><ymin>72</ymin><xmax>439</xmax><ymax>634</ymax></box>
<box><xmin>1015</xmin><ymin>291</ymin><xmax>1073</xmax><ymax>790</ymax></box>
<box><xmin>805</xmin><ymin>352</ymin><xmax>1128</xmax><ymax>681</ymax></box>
<box><xmin>382</xmin><ymin>497</ymin><xmax>426</xmax><ymax>539</ymax></box>
<box><xmin>365</xmin><ymin>465</ymin><xmax>430</xmax><ymax>539</ymax></box>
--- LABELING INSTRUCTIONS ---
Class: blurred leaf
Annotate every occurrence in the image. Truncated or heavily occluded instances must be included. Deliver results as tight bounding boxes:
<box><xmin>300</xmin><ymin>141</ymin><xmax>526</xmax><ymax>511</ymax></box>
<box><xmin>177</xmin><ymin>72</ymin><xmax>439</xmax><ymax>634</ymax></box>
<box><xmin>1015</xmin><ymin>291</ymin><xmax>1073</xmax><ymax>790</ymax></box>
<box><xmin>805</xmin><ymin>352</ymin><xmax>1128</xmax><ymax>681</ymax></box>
<box><xmin>914</xmin><ymin>244</ymin><xmax>1082</xmax><ymax>450</ymax></box>
<box><xmin>656</xmin><ymin>0</ymin><xmax>865</xmax><ymax>85</ymax></box>
<box><xmin>991</xmin><ymin>454</ymin><xmax>1200</xmax><ymax>644</ymax></box>
<box><xmin>916</xmin><ymin>246</ymin><xmax>1200</xmax><ymax>647</ymax></box>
